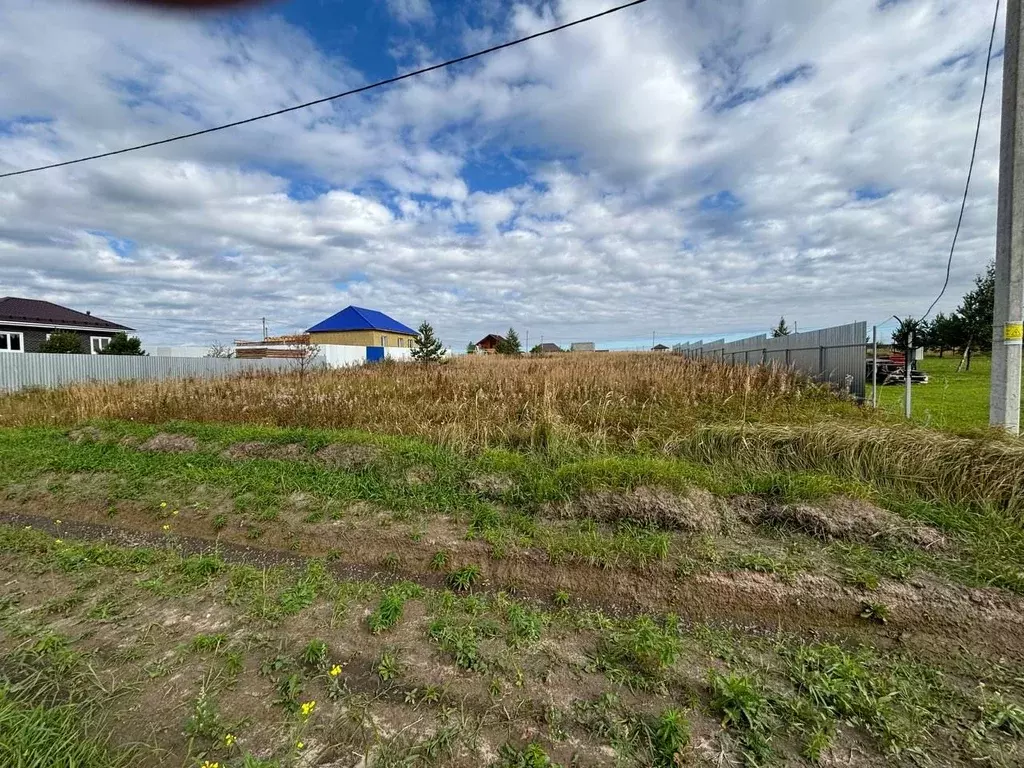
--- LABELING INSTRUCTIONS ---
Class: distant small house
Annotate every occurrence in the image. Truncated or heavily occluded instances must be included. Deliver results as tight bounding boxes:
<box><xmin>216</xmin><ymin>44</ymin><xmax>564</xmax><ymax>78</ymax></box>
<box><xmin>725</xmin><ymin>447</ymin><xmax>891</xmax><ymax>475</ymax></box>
<box><xmin>570</xmin><ymin>341</ymin><xmax>595</xmax><ymax>352</ymax></box>
<box><xmin>0</xmin><ymin>296</ymin><xmax>133</xmax><ymax>354</ymax></box>
<box><xmin>535</xmin><ymin>342</ymin><xmax>563</xmax><ymax>354</ymax></box>
<box><xmin>652</xmin><ymin>344</ymin><xmax>670</xmax><ymax>352</ymax></box>
<box><xmin>307</xmin><ymin>306</ymin><xmax>418</xmax><ymax>349</ymax></box>
<box><xmin>475</xmin><ymin>334</ymin><xmax>506</xmax><ymax>354</ymax></box>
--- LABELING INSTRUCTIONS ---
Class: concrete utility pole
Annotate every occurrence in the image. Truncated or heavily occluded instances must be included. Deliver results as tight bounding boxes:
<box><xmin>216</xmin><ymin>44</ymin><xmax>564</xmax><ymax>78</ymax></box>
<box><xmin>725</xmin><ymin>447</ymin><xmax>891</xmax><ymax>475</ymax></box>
<box><xmin>994</xmin><ymin>0</ymin><xmax>1024</xmax><ymax>435</ymax></box>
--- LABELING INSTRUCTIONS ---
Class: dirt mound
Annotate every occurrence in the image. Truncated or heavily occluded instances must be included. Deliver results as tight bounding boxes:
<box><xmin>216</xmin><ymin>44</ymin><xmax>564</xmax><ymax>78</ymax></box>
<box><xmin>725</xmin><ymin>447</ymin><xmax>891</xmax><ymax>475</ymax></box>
<box><xmin>405</xmin><ymin>466</ymin><xmax>436</xmax><ymax>486</ymax></box>
<box><xmin>739</xmin><ymin>496</ymin><xmax>947</xmax><ymax>550</ymax></box>
<box><xmin>68</xmin><ymin>426</ymin><xmax>106</xmax><ymax>444</ymax></box>
<box><xmin>223</xmin><ymin>441</ymin><xmax>306</xmax><ymax>461</ymax></box>
<box><xmin>139</xmin><ymin>433</ymin><xmax>199</xmax><ymax>453</ymax></box>
<box><xmin>315</xmin><ymin>443</ymin><xmax>381</xmax><ymax>470</ymax></box>
<box><xmin>467</xmin><ymin>475</ymin><xmax>514</xmax><ymax>498</ymax></box>
<box><xmin>553</xmin><ymin>487</ymin><xmax>725</xmax><ymax>533</ymax></box>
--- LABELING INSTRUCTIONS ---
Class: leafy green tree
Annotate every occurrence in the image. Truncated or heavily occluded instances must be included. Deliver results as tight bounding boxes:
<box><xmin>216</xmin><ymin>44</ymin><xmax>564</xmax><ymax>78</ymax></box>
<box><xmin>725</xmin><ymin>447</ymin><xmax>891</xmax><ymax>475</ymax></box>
<box><xmin>771</xmin><ymin>317</ymin><xmax>791</xmax><ymax>337</ymax></box>
<box><xmin>950</xmin><ymin>261</ymin><xmax>995</xmax><ymax>371</ymax></box>
<box><xmin>530</xmin><ymin>344</ymin><xmax>542</xmax><ymax>355</ymax></box>
<box><xmin>497</xmin><ymin>327</ymin><xmax>522</xmax><ymax>356</ymax></box>
<box><xmin>891</xmin><ymin>316</ymin><xmax>925</xmax><ymax>359</ymax></box>
<box><xmin>38</xmin><ymin>330</ymin><xmax>82</xmax><ymax>354</ymax></box>
<box><xmin>465</xmin><ymin>342</ymin><xmax>476</xmax><ymax>355</ymax></box>
<box><xmin>98</xmin><ymin>332</ymin><xmax>146</xmax><ymax>356</ymax></box>
<box><xmin>411</xmin><ymin>322</ymin><xmax>446</xmax><ymax>363</ymax></box>
<box><xmin>927</xmin><ymin>313</ymin><xmax>959</xmax><ymax>358</ymax></box>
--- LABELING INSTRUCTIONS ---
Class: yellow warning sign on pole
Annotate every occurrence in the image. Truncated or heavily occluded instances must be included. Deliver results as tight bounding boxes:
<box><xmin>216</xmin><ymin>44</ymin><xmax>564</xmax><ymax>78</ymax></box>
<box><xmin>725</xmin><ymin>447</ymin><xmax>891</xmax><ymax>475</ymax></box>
<box><xmin>1005</xmin><ymin>323</ymin><xmax>1024</xmax><ymax>342</ymax></box>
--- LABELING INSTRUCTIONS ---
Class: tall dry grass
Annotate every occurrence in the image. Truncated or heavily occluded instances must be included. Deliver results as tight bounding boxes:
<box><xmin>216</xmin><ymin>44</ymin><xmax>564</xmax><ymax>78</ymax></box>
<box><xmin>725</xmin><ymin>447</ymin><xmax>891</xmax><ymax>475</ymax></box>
<box><xmin>0</xmin><ymin>353</ymin><xmax>847</xmax><ymax>449</ymax></box>
<box><xmin>679</xmin><ymin>423</ymin><xmax>1024</xmax><ymax>520</ymax></box>
<box><xmin>4</xmin><ymin>352</ymin><xmax>1024</xmax><ymax>515</ymax></box>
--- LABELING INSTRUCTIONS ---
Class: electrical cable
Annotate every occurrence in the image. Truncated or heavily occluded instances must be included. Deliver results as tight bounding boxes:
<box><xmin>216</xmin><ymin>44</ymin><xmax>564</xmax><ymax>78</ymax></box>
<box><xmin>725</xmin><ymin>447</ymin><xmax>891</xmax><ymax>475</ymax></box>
<box><xmin>0</xmin><ymin>0</ymin><xmax>650</xmax><ymax>180</ymax></box>
<box><xmin>921</xmin><ymin>0</ymin><xmax>1001</xmax><ymax>322</ymax></box>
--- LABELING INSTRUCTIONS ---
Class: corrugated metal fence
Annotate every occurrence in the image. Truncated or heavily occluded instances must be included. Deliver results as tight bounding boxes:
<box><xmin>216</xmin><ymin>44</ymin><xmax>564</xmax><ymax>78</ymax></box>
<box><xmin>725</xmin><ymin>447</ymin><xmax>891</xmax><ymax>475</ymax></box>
<box><xmin>0</xmin><ymin>353</ymin><xmax>294</xmax><ymax>393</ymax></box>
<box><xmin>676</xmin><ymin>321</ymin><xmax>867</xmax><ymax>398</ymax></box>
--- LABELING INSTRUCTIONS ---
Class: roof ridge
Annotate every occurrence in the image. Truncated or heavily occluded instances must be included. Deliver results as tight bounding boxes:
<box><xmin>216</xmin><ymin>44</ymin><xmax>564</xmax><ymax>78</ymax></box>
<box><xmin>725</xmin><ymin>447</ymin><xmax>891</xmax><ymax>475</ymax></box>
<box><xmin>350</xmin><ymin>306</ymin><xmax>373</xmax><ymax>326</ymax></box>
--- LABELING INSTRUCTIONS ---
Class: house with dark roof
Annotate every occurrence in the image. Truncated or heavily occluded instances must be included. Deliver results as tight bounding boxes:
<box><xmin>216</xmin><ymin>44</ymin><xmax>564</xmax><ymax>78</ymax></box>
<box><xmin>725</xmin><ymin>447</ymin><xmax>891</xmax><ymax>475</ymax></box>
<box><xmin>534</xmin><ymin>342</ymin><xmax>563</xmax><ymax>354</ymax></box>
<box><xmin>652</xmin><ymin>343</ymin><xmax>670</xmax><ymax>352</ymax></box>
<box><xmin>0</xmin><ymin>297</ymin><xmax>133</xmax><ymax>354</ymax></box>
<box><xmin>307</xmin><ymin>306</ymin><xmax>418</xmax><ymax>350</ymax></box>
<box><xmin>474</xmin><ymin>334</ymin><xmax>506</xmax><ymax>354</ymax></box>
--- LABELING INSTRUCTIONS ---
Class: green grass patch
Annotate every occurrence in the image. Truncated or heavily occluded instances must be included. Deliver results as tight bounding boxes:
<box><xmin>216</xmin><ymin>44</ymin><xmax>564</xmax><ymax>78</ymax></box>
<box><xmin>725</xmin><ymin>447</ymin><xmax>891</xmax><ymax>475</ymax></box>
<box><xmin>870</xmin><ymin>355</ymin><xmax>1001</xmax><ymax>433</ymax></box>
<box><xmin>0</xmin><ymin>688</ymin><xmax>134</xmax><ymax>768</ymax></box>
<box><xmin>593</xmin><ymin>615</ymin><xmax>682</xmax><ymax>692</ymax></box>
<box><xmin>368</xmin><ymin>581</ymin><xmax>424</xmax><ymax>633</ymax></box>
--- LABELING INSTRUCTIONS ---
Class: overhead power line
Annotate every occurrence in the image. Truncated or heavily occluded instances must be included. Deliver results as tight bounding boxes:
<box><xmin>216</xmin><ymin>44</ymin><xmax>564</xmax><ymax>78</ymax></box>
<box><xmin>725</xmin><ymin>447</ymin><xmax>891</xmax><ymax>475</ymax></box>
<box><xmin>0</xmin><ymin>0</ymin><xmax>650</xmax><ymax>180</ymax></box>
<box><xmin>921</xmin><ymin>0</ymin><xmax>1001</xmax><ymax>322</ymax></box>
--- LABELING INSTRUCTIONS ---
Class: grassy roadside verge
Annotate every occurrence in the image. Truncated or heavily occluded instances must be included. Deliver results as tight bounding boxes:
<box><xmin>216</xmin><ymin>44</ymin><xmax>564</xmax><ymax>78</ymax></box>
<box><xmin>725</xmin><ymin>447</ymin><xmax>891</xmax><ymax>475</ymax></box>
<box><xmin>1</xmin><ymin>526</ymin><xmax>1022</xmax><ymax>767</ymax></box>
<box><xmin>2</xmin><ymin>422</ymin><xmax>1023</xmax><ymax>596</ymax></box>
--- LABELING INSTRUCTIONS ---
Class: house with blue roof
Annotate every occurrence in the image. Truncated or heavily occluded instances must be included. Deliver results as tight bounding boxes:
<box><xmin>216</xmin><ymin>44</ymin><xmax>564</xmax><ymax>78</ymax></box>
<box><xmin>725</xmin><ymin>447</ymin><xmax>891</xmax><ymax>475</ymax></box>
<box><xmin>306</xmin><ymin>306</ymin><xmax>418</xmax><ymax>351</ymax></box>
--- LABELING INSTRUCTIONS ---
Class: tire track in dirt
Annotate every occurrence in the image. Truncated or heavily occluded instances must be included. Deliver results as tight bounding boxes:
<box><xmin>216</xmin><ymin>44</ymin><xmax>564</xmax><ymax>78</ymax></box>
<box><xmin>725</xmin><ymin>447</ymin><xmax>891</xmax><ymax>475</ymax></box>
<box><xmin>4</xmin><ymin>507</ymin><xmax>1023</xmax><ymax>662</ymax></box>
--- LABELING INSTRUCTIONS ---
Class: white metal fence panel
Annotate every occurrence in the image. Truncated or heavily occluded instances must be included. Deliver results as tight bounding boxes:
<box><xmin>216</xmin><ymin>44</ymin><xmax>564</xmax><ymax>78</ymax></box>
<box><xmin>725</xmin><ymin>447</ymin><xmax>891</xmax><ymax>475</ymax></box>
<box><xmin>0</xmin><ymin>353</ymin><xmax>294</xmax><ymax>393</ymax></box>
<box><xmin>675</xmin><ymin>322</ymin><xmax>867</xmax><ymax>398</ymax></box>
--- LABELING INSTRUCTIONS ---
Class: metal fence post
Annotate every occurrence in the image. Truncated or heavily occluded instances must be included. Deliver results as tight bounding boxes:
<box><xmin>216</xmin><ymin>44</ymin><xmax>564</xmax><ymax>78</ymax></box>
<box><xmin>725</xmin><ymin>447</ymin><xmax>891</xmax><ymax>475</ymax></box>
<box><xmin>872</xmin><ymin>326</ymin><xmax>878</xmax><ymax>409</ymax></box>
<box><xmin>904</xmin><ymin>330</ymin><xmax>913</xmax><ymax>419</ymax></box>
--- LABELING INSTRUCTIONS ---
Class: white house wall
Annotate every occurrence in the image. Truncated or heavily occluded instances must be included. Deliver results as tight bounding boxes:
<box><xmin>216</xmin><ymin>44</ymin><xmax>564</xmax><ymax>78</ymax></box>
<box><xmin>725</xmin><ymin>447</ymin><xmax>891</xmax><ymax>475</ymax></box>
<box><xmin>251</xmin><ymin>344</ymin><xmax>414</xmax><ymax>368</ymax></box>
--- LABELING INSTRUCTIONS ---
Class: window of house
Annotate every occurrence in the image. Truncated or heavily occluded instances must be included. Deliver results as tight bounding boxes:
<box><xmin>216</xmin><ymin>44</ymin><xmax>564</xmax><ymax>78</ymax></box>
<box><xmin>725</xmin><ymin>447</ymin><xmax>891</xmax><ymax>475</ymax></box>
<box><xmin>0</xmin><ymin>331</ymin><xmax>24</xmax><ymax>352</ymax></box>
<box><xmin>90</xmin><ymin>336</ymin><xmax>111</xmax><ymax>355</ymax></box>
<box><xmin>381</xmin><ymin>335</ymin><xmax>387</xmax><ymax>347</ymax></box>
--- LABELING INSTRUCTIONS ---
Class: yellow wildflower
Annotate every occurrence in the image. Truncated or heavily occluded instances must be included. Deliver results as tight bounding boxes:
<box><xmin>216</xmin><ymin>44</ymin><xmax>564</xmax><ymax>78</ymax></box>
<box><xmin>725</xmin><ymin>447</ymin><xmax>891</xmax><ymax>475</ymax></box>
<box><xmin>160</xmin><ymin>502</ymin><xmax>167</xmax><ymax>508</ymax></box>
<box><xmin>23</xmin><ymin>526</ymin><xmax>31</xmax><ymax>530</ymax></box>
<box><xmin>55</xmin><ymin>539</ymin><xmax>63</xmax><ymax>544</ymax></box>
<box><xmin>296</xmin><ymin>741</ymin><xmax>305</xmax><ymax>750</ymax></box>
<box><xmin>200</xmin><ymin>762</ymin><xmax>219</xmax><ymax>768</ymax></box>
<box><xmin>162</xmin><ymin>524</ymin><xmax>170</xmax><ymax>532</ymax></box>
<box><xmin>172</xmin><ymin>510</ymin><xmax>179</xmax><ymax>516</ymax></box>
<box><xmin>224</xmin><ymin>733</ymin><xmax>236</xmax><ymax>747</ymax></box>
<box><xmin>329</xmin><ymin>664</ymin><xmax>342</xmax><ymax>677</ymax></box>
<box><xmin>55</xmin><ymin>519</ymin><xmax>62</xmax><ymax>525</ymax></box>
<box><xmin>300</xmin><ymin>700</ymin><xmax>316</xmax><ymax>718</ymax></box>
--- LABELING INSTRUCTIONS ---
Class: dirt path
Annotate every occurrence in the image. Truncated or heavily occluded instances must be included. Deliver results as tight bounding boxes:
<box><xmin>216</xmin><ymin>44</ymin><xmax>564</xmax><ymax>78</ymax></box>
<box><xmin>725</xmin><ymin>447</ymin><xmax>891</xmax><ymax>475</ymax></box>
<box><xmin>3</xmin><ymin>504</ymin><xmax>1023</xmax><ymax>662</ymax></box>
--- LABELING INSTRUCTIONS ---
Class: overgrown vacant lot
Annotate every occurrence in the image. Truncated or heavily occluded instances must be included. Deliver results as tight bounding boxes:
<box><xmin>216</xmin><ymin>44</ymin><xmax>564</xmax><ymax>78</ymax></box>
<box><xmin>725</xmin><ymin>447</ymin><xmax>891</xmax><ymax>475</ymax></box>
<box><xmin>1</xmin><ymin>354</ymin><xmax>1023</xmax><ymax>767</ymax></box>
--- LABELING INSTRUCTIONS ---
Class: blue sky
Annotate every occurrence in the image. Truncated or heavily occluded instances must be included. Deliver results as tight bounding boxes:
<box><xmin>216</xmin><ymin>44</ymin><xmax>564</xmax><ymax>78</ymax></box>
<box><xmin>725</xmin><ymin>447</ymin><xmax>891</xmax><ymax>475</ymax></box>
<box><xmin>0</xmin><ymin>0</ymin><xmax>1006</xmax><ymax>350</ymax></box>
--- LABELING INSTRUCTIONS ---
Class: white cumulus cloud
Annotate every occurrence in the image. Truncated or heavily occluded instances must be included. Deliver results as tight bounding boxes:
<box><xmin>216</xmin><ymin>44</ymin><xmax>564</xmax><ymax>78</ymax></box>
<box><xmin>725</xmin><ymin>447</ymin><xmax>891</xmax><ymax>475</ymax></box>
<box><xmin>0</xmin><ymin>0</ymin><xmax>1007</xmax><ymax>350</ymax></box>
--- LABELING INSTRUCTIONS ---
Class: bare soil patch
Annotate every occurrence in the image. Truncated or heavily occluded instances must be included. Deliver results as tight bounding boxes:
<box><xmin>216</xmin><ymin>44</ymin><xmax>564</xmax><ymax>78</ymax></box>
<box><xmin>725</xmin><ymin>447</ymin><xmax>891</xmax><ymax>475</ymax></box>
<box><xmin>466</xmin><ymin>474</ymin><xmax>514</xmax><ymax>498</ymax></box>
<box><xmin>139</xmin><ymin>432</ymin><xmax>200</xmax><ymax>453</ymax></box>
<box><xmin>552</xmin><ymin>486</ymin><xmax>726</xmax><ymax>533</ymax></box>
<box><xmin>2</xmin><ymin>502</ymin><xmax>1022</xmax><ymax>660</ymax></box>
<box><xmin>404</xmin><ymin>466</ymin><xmax>436</xmax><ymax>486</ymax></box>
<box><xmin>738</xmin><ymin>496</ymin><xmax>948</xmax><ymax>549</ymax></box>
<box><xmin>314</xmin><ymin>443</ymin><xmax>382</xmax><ymax>470</ymax></box>
<box><xmin>67</xmin><ymin>426</ymin><xmax>106</xmax><ymax>443</ymax></box>
<box><xmin>0</xmin><ymin>552</ymin><xmax>632</xmax><ymax>768</ymax></box>
<box><xmin>223</xmin><ymin>441</ymin><xmax>307</xmax><ymax>461</ymax></box>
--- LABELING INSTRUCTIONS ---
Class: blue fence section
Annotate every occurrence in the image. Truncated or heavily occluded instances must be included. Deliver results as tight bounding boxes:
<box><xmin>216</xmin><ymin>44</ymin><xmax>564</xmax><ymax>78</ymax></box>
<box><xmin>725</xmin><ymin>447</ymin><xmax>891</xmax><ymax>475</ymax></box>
<box><xmin>366</xmin><ymin>346</ymin><xmax>385</xmax><ymax>363</ymax></box>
